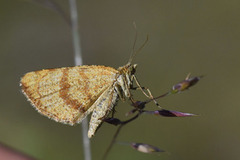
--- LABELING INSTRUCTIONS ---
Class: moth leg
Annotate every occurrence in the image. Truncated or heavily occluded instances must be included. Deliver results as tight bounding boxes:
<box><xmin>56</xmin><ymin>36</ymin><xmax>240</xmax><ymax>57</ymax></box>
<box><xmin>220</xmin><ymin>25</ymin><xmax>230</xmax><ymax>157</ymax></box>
<box><xmin>130</xmin><ymin>84</ymin><xmax>147</xmax><ymax>90</ymax></box>
<box><xmin>145</xmin><ymin>88</ymin><xmax>161</xmax><ymax>108</ymax></box>
<box><xmin>132</xmin><ymin>75</ymin><xmax>151</xmax><ymax>98</ymax></box>
<box><xmin>132</xmin><ymin>75</ymin><xmax>161</xmax><ymax>108</ymax></box>
<box><xmin>115</xmin><ymin>85</ymin><xmax>124</xmax><ymax>101</ymax></box>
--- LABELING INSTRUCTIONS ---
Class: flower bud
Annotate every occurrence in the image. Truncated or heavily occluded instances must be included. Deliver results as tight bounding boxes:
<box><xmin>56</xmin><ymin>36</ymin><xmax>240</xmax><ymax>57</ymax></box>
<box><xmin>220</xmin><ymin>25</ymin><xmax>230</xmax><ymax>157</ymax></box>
<box><xmin>131</xmin><ymin>143</ymin><xmax>164</xmax><ymax>153</ymax></box>
<box><xmin>145</xmin><ymin>109</ymin><xmax>196</xmax><ymax>117</ymax></box>
<box><xmin>172</xmin><ymin>75</ymin><xmax>202</xmax><ymax>93</ymax></box>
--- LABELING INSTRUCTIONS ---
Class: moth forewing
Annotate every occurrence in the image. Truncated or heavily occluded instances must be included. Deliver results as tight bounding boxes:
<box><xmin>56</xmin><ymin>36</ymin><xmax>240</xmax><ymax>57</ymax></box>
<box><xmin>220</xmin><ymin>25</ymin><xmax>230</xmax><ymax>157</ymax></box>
<box><xmin>20</xmin><ymin>66</ymin><xmax>118</xmax><ymax>126</ymax></box>
<box><xmin>20</xmin><ymin>63</ymin><xmax>139</xmax><ymax>138</ymax></box>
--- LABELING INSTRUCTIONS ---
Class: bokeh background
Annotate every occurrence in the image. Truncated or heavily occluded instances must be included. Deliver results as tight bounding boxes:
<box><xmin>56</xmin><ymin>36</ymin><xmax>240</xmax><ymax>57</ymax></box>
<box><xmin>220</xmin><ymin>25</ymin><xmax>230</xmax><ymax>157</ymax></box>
<box><xmin>1</xmin><ymin>0</ymin><xmax>240</xmax><ymax>160</ymax></box>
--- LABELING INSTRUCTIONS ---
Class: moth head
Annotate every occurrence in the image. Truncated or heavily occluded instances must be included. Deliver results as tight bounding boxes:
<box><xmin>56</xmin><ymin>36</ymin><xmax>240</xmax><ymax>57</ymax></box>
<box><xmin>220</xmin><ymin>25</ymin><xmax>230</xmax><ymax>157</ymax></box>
<box><xmin>118</xmin><ymin>63</ymin><xmax>137</xmax><ymax>76</ymax></box>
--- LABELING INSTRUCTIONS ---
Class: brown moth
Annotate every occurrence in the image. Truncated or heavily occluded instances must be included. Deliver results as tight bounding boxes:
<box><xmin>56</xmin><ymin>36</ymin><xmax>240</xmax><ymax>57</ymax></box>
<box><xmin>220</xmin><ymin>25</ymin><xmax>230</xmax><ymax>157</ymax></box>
<box><xmin>20</xmin><ymin>34</ymin><xmax>152</xmax><ymax>138</ymax></box>
<box><xmin>21</xmin><ymin>62</ymin><xmax>141</xmax><ymax>138</ymax></box>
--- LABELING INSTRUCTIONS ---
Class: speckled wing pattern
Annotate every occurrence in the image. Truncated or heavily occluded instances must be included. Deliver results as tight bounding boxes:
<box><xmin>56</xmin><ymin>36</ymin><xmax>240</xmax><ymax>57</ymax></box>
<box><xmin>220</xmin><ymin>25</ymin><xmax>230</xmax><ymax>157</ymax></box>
<box><xmin>88</xmin><ymin>83</ymin><xmax>118</xmax><ymax>137</ymax></box>
<box><xmin>20</xmin><ymin>65</ymin><xmax>118</xmax><ymax>126</ymax></box>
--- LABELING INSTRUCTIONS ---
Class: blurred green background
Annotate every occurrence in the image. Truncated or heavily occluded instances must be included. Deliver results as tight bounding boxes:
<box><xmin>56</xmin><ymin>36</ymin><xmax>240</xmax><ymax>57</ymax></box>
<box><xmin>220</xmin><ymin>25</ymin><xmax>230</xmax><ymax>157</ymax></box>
<box><xmin>1</xmin><ymin>0</ymin><xmax>240</xmax><ymax>160</ymax></box>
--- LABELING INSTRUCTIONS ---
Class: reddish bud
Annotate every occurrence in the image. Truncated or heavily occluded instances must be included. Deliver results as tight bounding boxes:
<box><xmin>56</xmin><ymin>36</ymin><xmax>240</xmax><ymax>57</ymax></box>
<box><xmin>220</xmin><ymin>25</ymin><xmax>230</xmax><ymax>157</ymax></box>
<box><xmin>146</xmin><ymin>109</ymin><xmax>196</xmax><ymax>117</ymax></box>
<box><xmin>131</xmin><ymin>143</ymin><xmax>164</xmax><ymax>153</ymax></box>
<box><xmin>172</xmin><ymin>75</ymin><xmax>202</xmax><ymax>93</ymax></box>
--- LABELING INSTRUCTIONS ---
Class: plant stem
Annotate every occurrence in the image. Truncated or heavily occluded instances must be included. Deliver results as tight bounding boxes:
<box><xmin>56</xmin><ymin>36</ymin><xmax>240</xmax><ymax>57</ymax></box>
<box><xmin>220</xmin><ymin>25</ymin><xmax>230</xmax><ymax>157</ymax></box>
<box><xmin>102</xmin><ymin>112</ymin><xmax>141</xmax><ymax>160</ymax></box>
<box><xmin>69</xmin><ymin>1</ymin><xmax>91</xmax><ymax>160</ymax></box>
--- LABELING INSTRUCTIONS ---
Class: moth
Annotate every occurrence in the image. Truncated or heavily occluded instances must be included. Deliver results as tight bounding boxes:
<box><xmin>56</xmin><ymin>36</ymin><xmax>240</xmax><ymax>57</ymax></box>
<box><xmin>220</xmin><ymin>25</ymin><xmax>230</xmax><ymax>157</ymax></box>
<box><xmin>20</xmin><ymin>38</ymin><xmax>151</xmax><ymax>138</ymax></box>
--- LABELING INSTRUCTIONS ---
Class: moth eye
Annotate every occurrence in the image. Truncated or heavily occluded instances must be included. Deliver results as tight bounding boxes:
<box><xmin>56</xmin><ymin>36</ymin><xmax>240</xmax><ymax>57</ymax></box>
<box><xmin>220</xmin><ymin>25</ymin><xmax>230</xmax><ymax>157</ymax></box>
<box><xmin>130</xmin><ymin>64</ymin><xmax>137</xmax><ymax>75</ymax></box>
<box><xmin>131</xmin><ymin>68</ymin><xmax>136</xmax><ymax>75</ymax></box>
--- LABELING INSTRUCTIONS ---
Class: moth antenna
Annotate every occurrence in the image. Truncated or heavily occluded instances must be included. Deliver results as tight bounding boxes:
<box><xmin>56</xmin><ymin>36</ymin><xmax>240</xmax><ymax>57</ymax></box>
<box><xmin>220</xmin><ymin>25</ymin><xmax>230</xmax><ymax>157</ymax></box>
<box><xmin>128</xmin><ymin>34</ymin><xmax>149</xmax><ymax>64</ymax></box>
<box><xmin>128</xmin><ymin>22</ymin><xmax>138</xmax><ymax>64</ymax></box>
